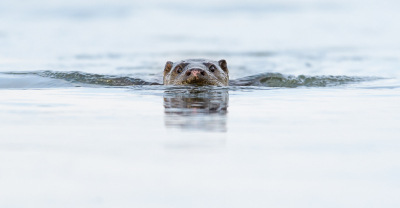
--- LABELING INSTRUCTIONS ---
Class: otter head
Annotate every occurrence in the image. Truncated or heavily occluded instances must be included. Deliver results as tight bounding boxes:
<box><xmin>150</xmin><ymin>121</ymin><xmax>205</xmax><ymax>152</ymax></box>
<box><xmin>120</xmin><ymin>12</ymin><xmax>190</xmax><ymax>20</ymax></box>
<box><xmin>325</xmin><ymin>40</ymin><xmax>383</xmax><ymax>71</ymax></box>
<box><xmin>163</xmin><ymin>59</ymin><xmax>229</xmax><ymax>86</ymax></box>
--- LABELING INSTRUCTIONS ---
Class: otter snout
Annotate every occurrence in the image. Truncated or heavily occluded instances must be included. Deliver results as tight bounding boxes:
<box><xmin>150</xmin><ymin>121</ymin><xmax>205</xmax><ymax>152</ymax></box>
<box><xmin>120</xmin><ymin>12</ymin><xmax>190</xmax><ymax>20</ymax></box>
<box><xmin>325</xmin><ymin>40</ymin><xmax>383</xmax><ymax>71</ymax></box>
<box><xmin>185</xmin><ymin>68</ymin><xmax>206</xmax><ymax>77</ymax></box>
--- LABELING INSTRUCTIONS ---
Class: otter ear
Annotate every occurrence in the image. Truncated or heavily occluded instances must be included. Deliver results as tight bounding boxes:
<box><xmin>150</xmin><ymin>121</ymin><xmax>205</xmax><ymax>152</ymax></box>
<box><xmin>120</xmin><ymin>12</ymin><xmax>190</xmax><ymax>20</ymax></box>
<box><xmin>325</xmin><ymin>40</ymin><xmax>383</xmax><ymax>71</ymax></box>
<box><xmin>218</xmin><ymin>59</ymin><xmax>228</xmax><ymax>74</ymax></box>
<box><xmin>164</xmin><ymin>61</ymin><xmax>173</xmax><ymax>76</ymax></box>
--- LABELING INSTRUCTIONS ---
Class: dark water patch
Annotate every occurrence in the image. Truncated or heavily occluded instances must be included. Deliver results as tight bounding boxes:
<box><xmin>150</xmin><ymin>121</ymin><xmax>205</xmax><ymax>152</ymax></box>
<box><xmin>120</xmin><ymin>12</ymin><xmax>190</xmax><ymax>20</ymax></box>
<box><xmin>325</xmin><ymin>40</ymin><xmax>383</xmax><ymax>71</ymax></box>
<box><xmin>5</xmin><ymin>71</ymin><xmax>160</xmax><ymax>87</ymax></box>
<box><xmin>2</xmin><ymin>71</ymin><xmax>384</xmax><ymax>89</ymax></box>
<box><xmin>230</xmin><ymin>72</ymin><xmax>382</xmax><ymax>88</ymax></box>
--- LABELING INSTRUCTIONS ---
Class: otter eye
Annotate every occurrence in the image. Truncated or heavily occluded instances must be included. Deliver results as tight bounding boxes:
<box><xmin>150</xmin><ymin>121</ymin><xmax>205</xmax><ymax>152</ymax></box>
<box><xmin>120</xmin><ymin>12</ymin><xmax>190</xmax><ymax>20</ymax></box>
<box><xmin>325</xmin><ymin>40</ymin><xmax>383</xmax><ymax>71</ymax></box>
<box><xmin>176</xmin><ymin>66</ymin><xmax>182</xmax><ymax>74</ymax></box>
<box><xmin>209</xmin><ymin>65</ymin><xmax>216</xmax><ymax>72</ymax></box>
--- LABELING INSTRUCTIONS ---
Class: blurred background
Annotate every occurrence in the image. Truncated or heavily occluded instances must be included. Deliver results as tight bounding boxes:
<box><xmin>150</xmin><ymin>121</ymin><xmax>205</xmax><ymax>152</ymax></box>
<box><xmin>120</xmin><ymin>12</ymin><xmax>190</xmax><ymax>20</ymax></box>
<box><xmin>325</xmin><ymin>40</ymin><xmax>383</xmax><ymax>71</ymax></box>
<box><xmin>1</xmin><ymin>0</ymin><xmax>400</xmax><ymax>78</ymax></box>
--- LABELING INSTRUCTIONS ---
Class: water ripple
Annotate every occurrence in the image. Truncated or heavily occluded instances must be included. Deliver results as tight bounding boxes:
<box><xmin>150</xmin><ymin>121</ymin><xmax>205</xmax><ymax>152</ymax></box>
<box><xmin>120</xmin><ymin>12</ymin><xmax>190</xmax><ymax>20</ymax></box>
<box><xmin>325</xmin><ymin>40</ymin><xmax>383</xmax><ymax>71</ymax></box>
<box><xmin>2</xmin><ymin>71</ymin><xmax>384</xmax><ymax>89</ymax></box>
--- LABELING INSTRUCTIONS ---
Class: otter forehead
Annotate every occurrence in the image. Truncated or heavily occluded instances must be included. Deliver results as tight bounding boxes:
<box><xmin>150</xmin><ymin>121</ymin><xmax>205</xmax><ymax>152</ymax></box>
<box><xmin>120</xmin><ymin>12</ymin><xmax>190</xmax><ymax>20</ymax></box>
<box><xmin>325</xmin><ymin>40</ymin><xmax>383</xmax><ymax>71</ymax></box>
<box><xmin>173</xmin><ymin>59</ymin><xmax>221</xmax><ymax>71</ymax></box>
<box><xmin>175</xmin><ymin>59</ymin><xmax>215</xmax><ymax>67</ymax></box>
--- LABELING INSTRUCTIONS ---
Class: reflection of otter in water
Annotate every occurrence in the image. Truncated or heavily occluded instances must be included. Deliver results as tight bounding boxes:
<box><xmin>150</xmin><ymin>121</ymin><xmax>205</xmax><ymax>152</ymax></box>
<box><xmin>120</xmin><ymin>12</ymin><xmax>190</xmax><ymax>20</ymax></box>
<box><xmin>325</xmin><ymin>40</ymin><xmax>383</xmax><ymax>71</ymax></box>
<box><xmin>164</xmin><ymin>89</ymin><xmax>229</xmax><ymax>132</ymax></box>
<box><xmin>163</xmin><ymin>59</ymin><xmax>229</xmax><ymax>86</ymax></box>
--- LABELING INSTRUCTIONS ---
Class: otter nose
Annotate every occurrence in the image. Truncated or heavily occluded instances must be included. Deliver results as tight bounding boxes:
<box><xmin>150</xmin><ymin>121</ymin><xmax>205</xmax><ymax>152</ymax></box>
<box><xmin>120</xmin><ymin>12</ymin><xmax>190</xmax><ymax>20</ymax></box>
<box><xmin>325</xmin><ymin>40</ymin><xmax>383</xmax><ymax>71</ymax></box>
<box><xmin>186</xmin><ymin>68</ymin><xmax>206</xmax><ymax>77</ymax></box>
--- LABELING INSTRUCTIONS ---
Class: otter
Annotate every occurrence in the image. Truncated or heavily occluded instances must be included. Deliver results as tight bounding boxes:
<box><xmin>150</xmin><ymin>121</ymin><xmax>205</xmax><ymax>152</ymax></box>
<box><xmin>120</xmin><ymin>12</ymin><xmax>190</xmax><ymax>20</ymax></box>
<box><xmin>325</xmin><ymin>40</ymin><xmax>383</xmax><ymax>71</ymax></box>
<box><xmin>163</xmin><ymin>59</ymin><xmax>229</xmax><ymax>86</ymax></box>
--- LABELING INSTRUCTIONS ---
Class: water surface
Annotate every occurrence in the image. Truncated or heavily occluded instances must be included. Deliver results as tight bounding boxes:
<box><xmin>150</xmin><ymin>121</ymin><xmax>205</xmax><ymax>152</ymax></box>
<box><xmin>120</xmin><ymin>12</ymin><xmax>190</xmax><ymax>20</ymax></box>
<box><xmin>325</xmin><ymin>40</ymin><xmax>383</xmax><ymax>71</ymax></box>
<box><xmin>1</xmin><ymin>0</ymin><xmax>400</xmax><ymax>207</ymax></box>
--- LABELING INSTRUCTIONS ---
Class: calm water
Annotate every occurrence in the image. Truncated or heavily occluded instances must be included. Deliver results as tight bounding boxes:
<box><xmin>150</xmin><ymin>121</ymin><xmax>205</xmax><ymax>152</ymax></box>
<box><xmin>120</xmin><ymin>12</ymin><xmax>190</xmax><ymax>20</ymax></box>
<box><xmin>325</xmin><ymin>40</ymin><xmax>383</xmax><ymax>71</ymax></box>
<box><xmin>1</xmin><ymin>0</ymin><xmax>400</xmax><ymax>207</ymax></box>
